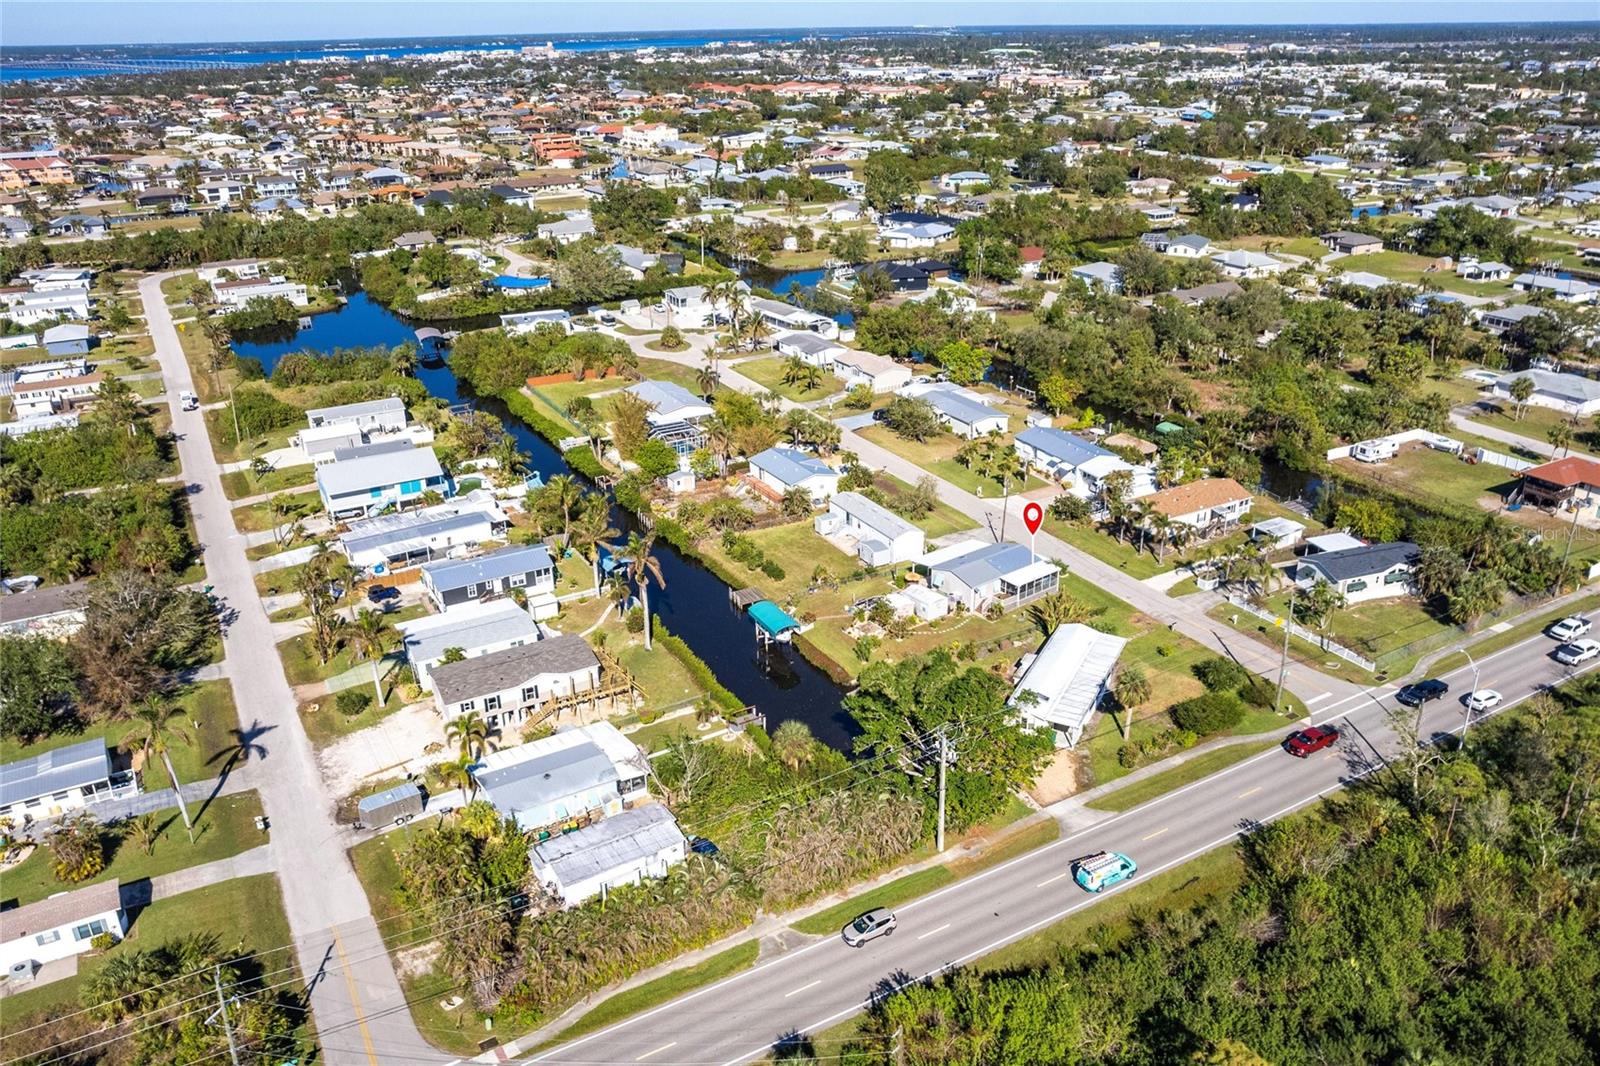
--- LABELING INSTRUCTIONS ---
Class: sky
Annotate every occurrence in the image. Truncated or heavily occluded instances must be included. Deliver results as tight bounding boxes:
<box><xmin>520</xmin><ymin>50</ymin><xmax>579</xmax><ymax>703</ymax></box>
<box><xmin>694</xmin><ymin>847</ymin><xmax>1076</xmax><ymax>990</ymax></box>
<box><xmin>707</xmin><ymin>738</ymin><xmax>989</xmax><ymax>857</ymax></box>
<box><xmin>2</xmin><ymin>0</ymin><xmax>1595</xmax><ymax>47</ymax></box>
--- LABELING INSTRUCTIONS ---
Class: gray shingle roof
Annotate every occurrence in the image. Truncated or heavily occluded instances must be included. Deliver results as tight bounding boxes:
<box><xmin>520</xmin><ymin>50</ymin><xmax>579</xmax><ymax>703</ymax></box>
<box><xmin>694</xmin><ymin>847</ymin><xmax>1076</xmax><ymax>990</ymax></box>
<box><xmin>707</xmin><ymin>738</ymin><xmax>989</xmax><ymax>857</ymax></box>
<box><xmin>0</xmin><ymin>879</ymin><xmax>122</xmax><ymax>944</ymax></box>
<box><xmin>422</xmin><ymin>544</ymin><xmax>552</xmax><ymax>593</ymax></box>
<box><xmin>1301</xmin><ymin>541</ymin><xmax>1418</xmax><ymax>583</ymax></box>
<box><xmin>432</xmin><ymin>634</ymin><xmax>599</xmax><ymax>705</ymax></box>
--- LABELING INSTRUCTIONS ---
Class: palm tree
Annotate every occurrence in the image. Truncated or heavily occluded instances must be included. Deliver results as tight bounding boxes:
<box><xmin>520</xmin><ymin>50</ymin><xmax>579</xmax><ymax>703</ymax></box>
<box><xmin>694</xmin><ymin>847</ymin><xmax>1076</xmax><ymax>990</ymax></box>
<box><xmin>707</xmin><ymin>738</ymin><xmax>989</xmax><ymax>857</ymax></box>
<box><xmin>446</xmin><ymin>710</ymin><xmax>492</xmax><ymax>760</ymax></box>
<box><xmin>771</xmin><ymin>720</ymin><xmax>816</xmax><ymax>773</ymax></box>
<box><xmin>612</xmin><ymin>531</ymin><xmax>667</xmax><ymax>650</ymax></box>
<box><xmin>696</xmin><ymin>359</ymin><xmax>721</xmax><ymax>400</ymax></box>
<box><xmin>1149</xmin><ymin>510</ymin><xmax>1175</xmax><ymax>562</ymax></box>
<box><xmin>541</xmin><ymin>474</ymin><xmax>584</xmax><ymax>547</ymax></box>
<box><xmin>131</xmin><ymin>696</ymin><xmax>196</xmax><ymax>842</ymax></box>
<box><xmin>347</xmin><ymin>608</ymin><xmax>391</xmax><ymax>708</ymax></box>
<box><xmin>570</xmin><ymin>496</ymin><xmax>620</xmax><ymax>594</ymax></box>
<box><xmin>437</xmin><ymin>752</ymin><xmax>479</xmax><ymax>802</ymax></box>
<box><xmin>1548</xmin><ymin>419</ymin><xmax>1577</xmax><ymax>458</ymax></box>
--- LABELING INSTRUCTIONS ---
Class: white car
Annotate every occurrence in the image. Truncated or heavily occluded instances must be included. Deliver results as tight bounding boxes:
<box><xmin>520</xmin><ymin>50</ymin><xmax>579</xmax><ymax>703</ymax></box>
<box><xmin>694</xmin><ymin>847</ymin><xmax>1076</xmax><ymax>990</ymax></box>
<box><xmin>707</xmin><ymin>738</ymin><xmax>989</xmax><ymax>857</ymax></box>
<box><xmin>1549</xmin><ymin>616</ymin><xmax>1592</xmax><ymax>642</ymax></box>
<box><xmin>1555</xmin><ymin>639</ymin><xmax>1600</xmax><ymax>667</ymax></box>
<box><xmin>1465</xmin><ymin>689</ymin><xmax>1502</xmax><ymax>712</ymax></box>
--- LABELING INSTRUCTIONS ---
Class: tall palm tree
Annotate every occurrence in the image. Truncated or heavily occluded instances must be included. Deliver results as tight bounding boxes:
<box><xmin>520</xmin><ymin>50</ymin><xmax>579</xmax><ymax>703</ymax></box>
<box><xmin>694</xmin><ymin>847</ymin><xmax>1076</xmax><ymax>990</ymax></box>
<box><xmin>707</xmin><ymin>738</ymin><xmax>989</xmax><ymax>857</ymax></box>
<box><xmin>438</xmin><ymin>752</ymin><xmax>479</xmax><ymax>802</ymax></box>
<box><xmin>347</xmin><ymin>608</ymin><xmax>391</xmax><ymax>708</ymax></box>
<box><xmin>541</xmin><ymin>474</ymin><xmax>584</xmax><ymax>547</ymax></box>
<box><xmin>445</xmin><ymin>710</ymin><xmax>492</xmax><ymax>760</ymax></box>
<box><xmin>570</xmin><ymin>496</ymin><xmax>620</xmax><ymax>594</ymax></box>
<box><xmin>612</xmin><ymin>531</ymin><xmax>667</xmax><ymax>650</ymax></box>
<box><xmin>131</xmin><ymin>696</ymin><xmax>196</xmax><ymax>842</ymax></box>
<box><xmin>696</xmin><ymin>359</ymin><xmax>721</xmax><ymax>400</ymax></box>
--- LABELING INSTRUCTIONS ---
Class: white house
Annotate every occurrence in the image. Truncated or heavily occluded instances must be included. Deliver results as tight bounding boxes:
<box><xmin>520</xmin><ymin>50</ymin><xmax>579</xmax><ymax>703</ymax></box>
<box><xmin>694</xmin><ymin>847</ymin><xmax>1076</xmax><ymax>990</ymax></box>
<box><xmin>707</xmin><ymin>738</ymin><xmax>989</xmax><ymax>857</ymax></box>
<box><xmin>1070</xmin><ymin>261</ymin><xmax>1122</xmax><ymax>293</ymax></box>
<box><xmin>661</xmin><ymin>284</ymin><xmax>719</xmax><ymax>328</ymax></box>
<box><xmin>914</xmin><ymin>540</ymin><xmax>1060</xmax><ymax>613</ymax></box>
<box><xmin>1139</xmin><ymin>477</ymin><xmax>1253</xmax><ymax>532</ymax></box>
<box><xmin>1163</xmin><ymin>233</ymin><xmax>1213</xmax><ymax>259</ymax></box>
<box><xmin>831</xmin><ymin>349</ymin><xmax>911</xmax><ymax>393</ymax></box>
<box><xmin>473</xmin><ymin>722</ymin><xmax>649</xmax><ymax>832</ymax></box>
<box><xmin>1296</xmin><ymin>541</ymin><xmax>1419</xmax><ymax>604</ymax></box>
<box><xmin>432</xmin><ymin>634</ymin><xmax>602</xmax><ymax>730</ymax></box>
<box><xmin>501</xmin><ymin>309</ymin><xmax>573</xmax><ymax>335</ymax></box>
<box><xmin>0</xmin><ymin>739</ymin><xmax>137</xmax><ymax>825</ymax></box>
<box><xmin>880</xmin><ymin>222</ymin><xmax>955</xmax><ymax>249</ymax></box>
<box><xmin>814</xmin><ymin>491</ymin><xmax>925</xmax><ymax>566</ymax></box>
<box><xmin>530</xmin><ymin>803</ymin><xmax>687</xmax><ymax>907</ymax></box>
<box><xmin>0</xmin><ymin>880</ymin><xmax>127</xmax><ymax>978</ymax></box>
<box><xmin>900</xmin><ymin>382</ymin><xmax>1008</xmax><ymax>439</ymax></box>
<box><xmin>748</xmin><ymin>446</ymin><xmax>841</xmax><ymax>504</ymax></box>
<box><xmin>1210</xmin><ymin>250</ymin><xmax>1288</xmax><ymax>279</ymax></box>
<box><xmin>306</xmin><ymin>397</ymin><xmax>408</xmax><ymax>434</ymax></box>
<box><xmin>749</xmin><ymin>297</ymin><xmax>840</xmax><ymax>339</ymax></box>
<box><xmin>1490</xmin><ymin>370</ymin><xmax>1600</xmax><ymax>417</ymax></box>
<box><xmin>338</xmin><ymin>490</ymin><xmax>509</xmax><ymax>573</ymax></box>
<box><xmin>315</xmin><ymin>445</ymin><xmax>450</xmax><ymax>518</ymax></box>
<box><xmin>211</xmin><ymin>276</ymin><xmax>310</xmax><ymax>308</ymax></box>
<box><xmin>773</xmin><ymin>331</ymin><xmax>848</xmax><ymax>367</ymax></box>
<box><xmin>1512</xmin><ymin>273</ymin><xmax>1598</xmax><ymax>304</ymax></box>
<box><xmin>1009</xmin><ymin>623</ymin><xmax>1128</xmax><ymax>746</ymax></box>
<box><xmin>537</xmin><ymin>214</ymin><xmax>597</xmax><ymax>244</ymax></box>
<box><xmin>0</xmin><ymin>289</ymin><xmax>92</xmax><ymax>323</ymax></box>
<box><xmin>1013</xmin><ymin>426</ymin><xmax>1142</xmax><ymax>499</ymax></box>
<box><xmin>626</xmin><ymin>380</ymin><xmax>715</xmax><ymax>426</ymax></box>
<box><xmin>398</xmin><ymin>599</ymin><xmax>542</xmax><ymax>693</ymax></box>
<box><xmin>9</xmin><ymin>372</ymin><xmax>101</xmax><ymax>418</ymax></box>
<box><xmin>196</xmin><ymin>258</ymin><xmax>266</xmax><ymax>284</ymax></box>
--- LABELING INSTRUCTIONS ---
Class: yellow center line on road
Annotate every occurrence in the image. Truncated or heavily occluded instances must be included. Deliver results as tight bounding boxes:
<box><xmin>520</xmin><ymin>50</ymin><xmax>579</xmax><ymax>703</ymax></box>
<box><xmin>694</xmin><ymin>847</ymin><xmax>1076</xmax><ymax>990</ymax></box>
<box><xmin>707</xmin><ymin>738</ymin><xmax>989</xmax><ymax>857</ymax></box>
<box><xmin>331</xmin><ymin>928</ymin><xmax>380</xmax><ymax>1066</ymax></box>
<box><xmin>1238</xmin><ymin>786</ymin><xmax>1263</xmax><ymax>799</ymax></box>
<box><xmin>1141</xmin><ymin>827</ymin><xmax>1169</xmax><ymax>841</ymax></box>
<box><xmin>785</xmin><ymin>979</ymin><xmax>822</xmax><ymax>998</ymax></box>
<box><xmin>637</xmin><ymin>1042</ymin><xmax>678</xmax><ymax>1061</ymax></box>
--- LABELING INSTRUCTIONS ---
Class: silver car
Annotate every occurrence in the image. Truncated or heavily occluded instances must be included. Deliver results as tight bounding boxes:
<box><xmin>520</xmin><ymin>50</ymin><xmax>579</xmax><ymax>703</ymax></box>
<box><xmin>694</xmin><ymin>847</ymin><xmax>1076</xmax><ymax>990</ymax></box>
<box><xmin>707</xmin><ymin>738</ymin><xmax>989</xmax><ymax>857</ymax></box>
<box><xmin>841</xmin><ymin>908</ymin><xmax>897</xmax><ymax>948</ymax></box>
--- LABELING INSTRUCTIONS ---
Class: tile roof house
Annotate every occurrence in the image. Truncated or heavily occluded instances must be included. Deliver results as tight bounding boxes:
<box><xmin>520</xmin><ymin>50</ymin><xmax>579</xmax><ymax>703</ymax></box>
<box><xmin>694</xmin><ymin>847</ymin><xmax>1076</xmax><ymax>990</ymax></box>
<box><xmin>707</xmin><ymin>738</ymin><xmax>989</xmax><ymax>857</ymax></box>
<box><xmin>1296</xmin><ymin>541</ymin><xmax>1419</xmax><ymax>604</ymax></box>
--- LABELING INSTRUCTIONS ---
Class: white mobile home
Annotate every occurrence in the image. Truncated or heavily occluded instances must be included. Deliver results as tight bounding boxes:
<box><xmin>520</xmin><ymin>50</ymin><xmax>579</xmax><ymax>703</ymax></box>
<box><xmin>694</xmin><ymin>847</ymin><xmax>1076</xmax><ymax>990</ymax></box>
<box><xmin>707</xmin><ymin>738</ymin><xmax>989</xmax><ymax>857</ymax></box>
<box><xmin>814</xmin><ymin>491</ymin><xmax>925</xmax><ymax>566</ymax></box>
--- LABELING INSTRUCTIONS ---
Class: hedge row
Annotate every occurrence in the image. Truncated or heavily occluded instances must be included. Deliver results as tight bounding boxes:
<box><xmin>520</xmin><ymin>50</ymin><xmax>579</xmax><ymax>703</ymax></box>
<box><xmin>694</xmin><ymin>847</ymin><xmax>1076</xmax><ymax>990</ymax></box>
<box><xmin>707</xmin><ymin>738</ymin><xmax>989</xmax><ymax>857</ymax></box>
<box><xmin>495</xmin><ymin>389</ymin><xmax>609</xmax><ymax>478</ymax></box>
<box><xmin>652</xmin><ymin>620</ymin><xmax>745</xmax><ymax>714</ymax></box>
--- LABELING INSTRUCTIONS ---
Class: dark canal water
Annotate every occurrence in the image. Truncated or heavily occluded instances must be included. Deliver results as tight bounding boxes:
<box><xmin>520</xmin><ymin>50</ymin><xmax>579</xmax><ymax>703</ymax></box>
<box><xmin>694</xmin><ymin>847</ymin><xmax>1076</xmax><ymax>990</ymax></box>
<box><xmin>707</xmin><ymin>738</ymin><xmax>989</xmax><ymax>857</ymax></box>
<box><xmin>231</xmin><ymin>289</ymin><xmax>862</xmax><ymax>750</ymax></box>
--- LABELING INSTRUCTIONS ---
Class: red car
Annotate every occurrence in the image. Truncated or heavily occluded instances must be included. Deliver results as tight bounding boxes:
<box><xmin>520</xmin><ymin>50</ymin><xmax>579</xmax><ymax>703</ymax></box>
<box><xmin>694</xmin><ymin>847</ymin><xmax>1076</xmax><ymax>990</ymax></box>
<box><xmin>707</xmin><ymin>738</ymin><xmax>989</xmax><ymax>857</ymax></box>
<box><xmin>1284</xmin><ymin>724</ymin><xmax>1340</xmax><ymax>757</ymax></box>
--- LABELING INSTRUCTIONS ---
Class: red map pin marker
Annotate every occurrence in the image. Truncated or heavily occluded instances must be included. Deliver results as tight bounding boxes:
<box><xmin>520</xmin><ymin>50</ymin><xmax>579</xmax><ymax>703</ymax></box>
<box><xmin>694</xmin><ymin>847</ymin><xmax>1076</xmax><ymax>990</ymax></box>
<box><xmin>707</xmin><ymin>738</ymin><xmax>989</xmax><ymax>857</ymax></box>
<box><xmin>1023</xmin><ymin>501</ymin><xmax>1044</xmax><ymax>535</ymax></box>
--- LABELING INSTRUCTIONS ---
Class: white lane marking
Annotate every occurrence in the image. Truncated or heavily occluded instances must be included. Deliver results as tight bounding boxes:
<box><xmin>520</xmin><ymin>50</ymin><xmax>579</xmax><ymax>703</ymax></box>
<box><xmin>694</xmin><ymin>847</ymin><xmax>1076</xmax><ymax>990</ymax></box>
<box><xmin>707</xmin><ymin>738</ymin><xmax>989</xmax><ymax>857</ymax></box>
<box><xmin>916</xmin><ymin>923</ymin><xmax>950</xmax><ymax>941</ymax></box>
<box><xmin>531</xmin><ymin>655</ymin><xmax>1600</xmax><ymax>1066</ymax></box>
<box><xmin>1306</xmin><ymin>691</ymin><xmax>1333</xmax><ymax>706</ymax></box>
<box><xmin>1237</xmin><ymin>786</ymin><xmax>1262</xmax><ymax>799</ymax></box>
<box><xmin>1036</xmin><ymin>872</ymin><xmax>1069</xmax><ymax>887</ymax></box>
<box><xmin>1141</xmin><ymin>827</ymin><xmax>1169</xmax><ymax>841</ymax></box>
<box><xmin>636</xmin><ymin>1042</ymin><xmax>676</xmax><ymax>1061</ymax></box>
<box><xmin>784</xmin><ymin>979</ymin><xmax>822</xmax><ymax>998</ymax></box>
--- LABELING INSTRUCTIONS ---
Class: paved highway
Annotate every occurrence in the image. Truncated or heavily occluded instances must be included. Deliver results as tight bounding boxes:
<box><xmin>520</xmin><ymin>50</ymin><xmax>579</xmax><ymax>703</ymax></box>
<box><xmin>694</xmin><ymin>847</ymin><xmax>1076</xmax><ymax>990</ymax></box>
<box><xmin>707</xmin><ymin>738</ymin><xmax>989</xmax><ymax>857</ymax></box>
<box><xmin>518</xmin><ymin>625</ymin><xmax>1589</xmax><ymax>1066</ymax></box>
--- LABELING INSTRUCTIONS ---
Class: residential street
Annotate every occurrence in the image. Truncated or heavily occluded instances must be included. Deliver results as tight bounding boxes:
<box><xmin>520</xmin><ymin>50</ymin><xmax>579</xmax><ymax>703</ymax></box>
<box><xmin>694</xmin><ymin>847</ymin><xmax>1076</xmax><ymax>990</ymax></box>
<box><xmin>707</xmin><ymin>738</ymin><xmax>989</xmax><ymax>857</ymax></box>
<box><xmin>140</xmin><ymin>273</ymin><xmax>432</xmax><ymax>1066</ymax></box>
<box><xmin>521</xmin><ymin>628</ymin><xmax>1590</xmax><ymax>1066</ymax></box>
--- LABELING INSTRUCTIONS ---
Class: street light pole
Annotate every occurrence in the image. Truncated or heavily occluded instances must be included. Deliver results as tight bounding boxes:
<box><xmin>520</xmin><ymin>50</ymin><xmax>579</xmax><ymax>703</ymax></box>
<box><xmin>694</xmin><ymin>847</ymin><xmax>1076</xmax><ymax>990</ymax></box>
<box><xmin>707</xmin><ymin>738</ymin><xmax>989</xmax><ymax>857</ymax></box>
<box><xmin>1274</xmin><ymin>576</ymin><xmax>1295</xmax><ymax>715</ymax></box>
<box><xmin>935</xmin><ymin>725</ymin><xmax>948</xmax><ymax>854</ymax></box>
<box><xmin>1462</xmin><ymin>648</ymin><xmax>1481</xmax><ymax>744</ymax></box>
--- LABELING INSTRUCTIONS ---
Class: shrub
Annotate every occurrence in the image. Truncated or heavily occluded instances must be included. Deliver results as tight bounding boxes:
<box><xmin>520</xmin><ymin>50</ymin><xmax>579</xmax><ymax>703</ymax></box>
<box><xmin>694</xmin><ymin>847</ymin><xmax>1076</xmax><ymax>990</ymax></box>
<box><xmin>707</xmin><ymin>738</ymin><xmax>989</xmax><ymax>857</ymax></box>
<box><xmin>760</xmin><ymin>559</ymin><xmax>786</xmax><ymax>581</ymax></box>
<box><xmin>625</xmin><ymin>605</ymin><xmax>645</xmax><ymax>632</ymax></box>
<box><xmin>659</xmin><ymin>325</ymin><xmax>686</xmax><ymax>350</ymax></box>
<box><xmin>335</xmin><ymin>689</ymin><xmax>372</xmax><ymax>717</ymax></box>
<box><xmin>654</xmin><ymin>621</ymin><xmax>744</xmax><ymax>712</ymax></box>
<box><xmin>90</xmin><ymin>932</ymin><xmax>117</xmax><ymax>952</ymax></box>
<box><xmin>854</xmin><ymin>634</ymin><xmax>881</xmax><ymax>662</ymax></box>
<box><xmin>1170</xmin><ymin>691</ymin><xmax>1246</xmax><ymax>736</ymax></box>
<box><xmin>1193</xmin><ymin>657</ymin><xmax>1250</xmax><ymax>693</ymax></box>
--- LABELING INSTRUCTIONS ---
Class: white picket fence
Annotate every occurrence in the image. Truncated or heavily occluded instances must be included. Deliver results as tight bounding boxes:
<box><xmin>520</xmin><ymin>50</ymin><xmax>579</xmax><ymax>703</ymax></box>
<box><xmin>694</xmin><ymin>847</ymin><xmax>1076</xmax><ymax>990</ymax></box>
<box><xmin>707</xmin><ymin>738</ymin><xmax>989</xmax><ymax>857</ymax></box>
<box><xmin>1223</xmin><ymin>594</ymin><xmax>1378</xmax><ymax>673</ymax></box>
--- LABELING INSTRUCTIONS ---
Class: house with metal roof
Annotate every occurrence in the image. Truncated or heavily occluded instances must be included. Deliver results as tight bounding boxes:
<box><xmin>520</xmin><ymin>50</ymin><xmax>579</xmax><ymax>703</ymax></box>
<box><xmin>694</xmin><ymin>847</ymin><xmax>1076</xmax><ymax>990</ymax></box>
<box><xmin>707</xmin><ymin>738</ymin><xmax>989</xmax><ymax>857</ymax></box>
<box><xmin>914</xmin><ymin>540</ymin><xmax>1060</xmax><ymax>612</ymax></box>
<box><xmin>748</xmin><ymin>446</ymin><xmax>840</xmax><ymax>504</ymax></box>
<box><xmin>1491</xmin><ymin>369</ymin><xmax>1600</xmax><ymax>416</ymax></box>
<box><xmin>473</xmin><ymin>722</ymin><xmax>648</xmax><ymax>833</ymax></box>
<box><xmin>1071</xmin><ymin>261</ymin><xmax>1123</xmax><ymax>293</ymax></box>
<box><xmin>831</xmin><ymin>349</ymin><xmax>911</xmax><ymax>393</ymax></box>
<box><xmin>773</xmin><ymin>331</ymin><xmax>849</xmax><ymax>366</ymax></box>
<box><xmin>900</xmin><ymin>382</ymin><xmax>1008</xmax><ymax>439</ymax></box>
<box><xmin>305</xmin><ymin>396</ymin><xmax>407</xmax><ymax>433</ymax></box>
<box><xmin>398</xmin><ymin>599</ymin><xmax>542</xmax><ymax>692</ymax></box>
<box><xmin>338</xmin><ymin>490</ymin><xmax>509</xmax><ymax>573</ymax></box>
<box><xmin>1296</xmin><ymin>541</ymin><xmax>1419</xmax><ymax>604</ymax></box>
<box><xmin>420</xmin><ymin>543</ymin><xmax>554</xmax><ymax>612</ymax></box>
<box><xmin>1013</xmin><ymin>426</ymin><xmax>1141</xmax><ymax>498</ymax></box>
<box><xmin>0</xmin><ymin>878</ymin><xmax>127</xmax><ymax>976</ymax></box>
<box><xmin>0</xmin><ymin>739</ymin><xmax>136</xmax><ymax>824</ymax></box>
<box><xmin>626</xmin><ymin>380</ymin><xmax>714</xmax><ymax>427</ymax></box>
<box><xmin>531</xmin><ymin>802</ymin><xmax>687</xmax><ymax>907</ymax></box>
<box><xmin>315</xmin><ymin>445</ymin><xmax>449</xmax><ymax>518</ymax></box>
<box><xmin>814</xmin><ymin>491</ymin><xmax>925</xmax><ymax>566</ymax></box>
<box><xmin>1009</xmin><ymin>623</ymin><xmax>1128</xmax><ymax>746</ymax></box>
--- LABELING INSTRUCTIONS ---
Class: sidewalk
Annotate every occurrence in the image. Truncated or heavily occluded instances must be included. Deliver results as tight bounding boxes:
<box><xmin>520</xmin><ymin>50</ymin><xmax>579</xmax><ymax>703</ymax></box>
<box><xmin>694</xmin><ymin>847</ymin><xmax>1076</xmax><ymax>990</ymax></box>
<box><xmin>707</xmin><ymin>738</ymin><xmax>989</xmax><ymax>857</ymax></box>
<box><xmin>148</xmin><ymin>844</ymin><xmax>273</xmax><ymax>901</ymax></box>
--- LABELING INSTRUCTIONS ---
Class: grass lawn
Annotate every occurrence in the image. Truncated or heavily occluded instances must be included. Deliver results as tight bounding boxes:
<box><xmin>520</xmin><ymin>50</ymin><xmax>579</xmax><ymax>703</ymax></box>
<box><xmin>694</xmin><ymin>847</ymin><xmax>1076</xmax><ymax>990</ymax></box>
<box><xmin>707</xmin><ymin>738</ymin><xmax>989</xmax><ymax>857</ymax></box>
<box><xmin>1045</xmin><ymin>518</ymin><xmax>1170</xmax><ymax>580</ymax></box>
<box><xmin>867</xmin><ymin>472</ymin><xmax>977</xmax><ymax>538</ymax></box>
<box><xmin>1</xmin><ymin>792</ymin><xmax>266</xmax><ymax>908</ymax></box>
<box><xmin>791</xmin><ymin>867</ymin><xmax>957</xmax><ymax>935</ymax></box>
<box><xmin>538</xmin><ymin>940</ymin><xmax>761</xmax><ymax>1049</ymax></box>
<box><xmin>1463</xmin><ymin>400</ymin><xmax>1591</xmax><ymax>451</ymax></box>
<box><xmin>218</xmin><ymin>463</ymin><xmax>317</xmax><ymax>500</ymax></box>
<box><xmin>636</xmin><ymin>357</ymin><xmax>712</xmax><ymax>396</ymax></box>
<box><xmin>0</xmin><ymin>874</ymin><xmax>296</xmax><ymax>1036</ymax></box>
<box><xmin>620</xmin><ymin>713</ymin><xmax>706</xmax><ymax>753</ymax></box>
<box><xmin>1430</xmin><ymin>592</ymin><xmax>1600</xmax><ymax>676</ymax></box>
<box><xmin>1085</xmin><ymin>741</ymin><xmax>1279</xmax><ymax>812</ymax></box>
<box><xmin>857</xmin><ymin>425</ymin><xmax>1047</xmax><ymax>498</ymax></box>
<box><xmin>1348</xmin><ymin>251</ymin><xmax>1515</xmax><ymax>298</ymax></box>
<box><xmin>0</xmin><ymin>681</ymin><xmax>241</xmax><ymax>792</ymax></box>
<box><xmin>616</xmin><ymin>636</ymin><xmax>707</xmax><ymax>714</ymax></box>
<box><xmin>1263</xmin><ymin>591</ymin><xmax>1453</xmax><ymax>665</ymax></box>
<box><xmin>695</xmin><ymin>520</ymin><xmax>863</xmax><ymax>602</ymax></box>
<box><xmin>233</xmin><ymin>489</ymin><xmax>321</xmax><ymax>533</ymax></box>
<box><xmin>736</xmin><ymin>355</ymin><xmax>844</xmax><ymax>403</ymax></box>
<box><xmin>1207</xmin><ymin>601</ymin><xmax>1383</xmax><ymax>686</ymax></box>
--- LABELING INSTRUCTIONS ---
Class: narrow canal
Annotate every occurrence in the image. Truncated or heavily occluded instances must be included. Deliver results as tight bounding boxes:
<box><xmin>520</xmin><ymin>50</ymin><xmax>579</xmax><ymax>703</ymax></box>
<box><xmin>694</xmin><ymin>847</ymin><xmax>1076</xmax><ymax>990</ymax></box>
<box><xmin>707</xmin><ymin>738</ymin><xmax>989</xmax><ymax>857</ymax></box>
<box><xmin>231</xmin><ymin>286</ymin><xmax>863</xmax><ymax>750</ymax></box>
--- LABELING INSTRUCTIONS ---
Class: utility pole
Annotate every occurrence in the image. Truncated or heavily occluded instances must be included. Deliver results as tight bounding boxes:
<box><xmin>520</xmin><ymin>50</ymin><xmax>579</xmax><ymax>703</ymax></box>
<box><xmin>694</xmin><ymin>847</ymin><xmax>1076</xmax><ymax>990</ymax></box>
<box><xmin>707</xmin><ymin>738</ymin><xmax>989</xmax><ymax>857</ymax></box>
<box><xmin>212</xmin><ymin>966</ymin><xmax>240</xmax><ymax>1066</ymax></box>
<box><xmin>1462</xmin><ymin>649</ymin><xmax>1481</xmax><ymax>746</ymax></box>
<box><xmin>1559</xmin><ymin>490</ymin><xmax>1585</xmax><ymax>598</ymax></box>
<box><xmin>227</xmin><ymin>382</ymin><xmax>239</xmax><ymax>444</ymax></box>
<box><xmin>1274</xmin><ymin>578</ymin><xmax>1295</xmax><ymax>715</ymax></box>
<box><xmin>935</xmin><ymin>725</ymin><xmax>948</xmax><ymax>854</ymax></box>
